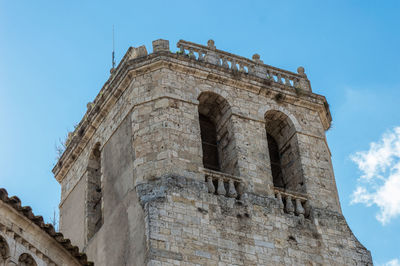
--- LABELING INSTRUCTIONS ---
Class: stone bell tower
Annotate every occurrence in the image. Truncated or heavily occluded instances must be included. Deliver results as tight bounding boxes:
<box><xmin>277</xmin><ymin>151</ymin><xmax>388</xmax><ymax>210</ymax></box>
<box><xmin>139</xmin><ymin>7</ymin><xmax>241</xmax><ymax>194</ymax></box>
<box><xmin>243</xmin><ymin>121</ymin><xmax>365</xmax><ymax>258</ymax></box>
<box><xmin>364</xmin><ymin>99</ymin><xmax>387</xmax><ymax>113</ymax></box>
<box><xmin>53</xmin><ymin>39</ymin><xmax>372</xmax><ymax>265</ymax></box>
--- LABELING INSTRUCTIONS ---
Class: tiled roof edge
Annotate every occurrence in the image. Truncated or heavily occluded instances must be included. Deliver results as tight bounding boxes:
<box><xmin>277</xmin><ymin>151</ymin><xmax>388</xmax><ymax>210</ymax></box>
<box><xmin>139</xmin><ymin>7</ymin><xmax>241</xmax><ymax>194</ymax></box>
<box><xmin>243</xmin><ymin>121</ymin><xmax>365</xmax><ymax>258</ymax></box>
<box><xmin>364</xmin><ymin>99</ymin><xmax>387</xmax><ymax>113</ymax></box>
<box><xmin>0</xmin><ymin>188</ymin><xmax>94</xmax><ymax>266</ymax></box>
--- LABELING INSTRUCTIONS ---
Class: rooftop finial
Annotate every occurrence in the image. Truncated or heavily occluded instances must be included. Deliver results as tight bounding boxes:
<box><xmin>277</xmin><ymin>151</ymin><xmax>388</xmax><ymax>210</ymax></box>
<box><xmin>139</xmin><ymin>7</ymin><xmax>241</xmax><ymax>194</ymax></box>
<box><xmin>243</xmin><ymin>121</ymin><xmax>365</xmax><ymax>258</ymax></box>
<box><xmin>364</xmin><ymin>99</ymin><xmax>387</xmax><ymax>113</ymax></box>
<box><xmin>252</xmin><ymin>54</ymin><xmax>260</xmax><ymax>60</ymax></box>
<box><xmin>207</xmin><ymin>39</ymin><xmax>216</xmax><ymax>49</ymax></box>
<box><xmin>252</xmin><ymin>53</ymin><xmax>263</xmax><ymax>64</ymax></box>
<box><xmin>297</xmin><ymin>66</ymin><xmax>306</xmax><ymax>77</ymax></box>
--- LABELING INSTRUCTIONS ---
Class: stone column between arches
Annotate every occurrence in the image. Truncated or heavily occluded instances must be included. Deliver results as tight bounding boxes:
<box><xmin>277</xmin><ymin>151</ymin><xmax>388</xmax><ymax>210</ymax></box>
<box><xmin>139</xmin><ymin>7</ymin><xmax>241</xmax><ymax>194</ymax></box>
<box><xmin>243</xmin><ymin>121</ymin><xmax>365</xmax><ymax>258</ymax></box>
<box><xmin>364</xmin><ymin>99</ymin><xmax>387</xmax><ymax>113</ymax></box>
<box><xmin>132</xmin><ymin>97</ymin><xmax>204</xmax><ymax>185</ymax></box>
<box><xmin>231</xmin><ymin>114</ymin><xmax>274</xmax><ymax>196</ymax></box>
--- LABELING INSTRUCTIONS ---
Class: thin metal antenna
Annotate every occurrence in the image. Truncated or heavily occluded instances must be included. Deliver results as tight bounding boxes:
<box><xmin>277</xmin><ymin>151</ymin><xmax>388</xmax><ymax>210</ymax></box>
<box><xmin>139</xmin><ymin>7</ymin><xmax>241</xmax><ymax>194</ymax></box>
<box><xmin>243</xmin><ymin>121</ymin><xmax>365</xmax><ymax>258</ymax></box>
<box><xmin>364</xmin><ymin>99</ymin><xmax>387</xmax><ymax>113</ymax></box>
<box><xmin>112</xmin><ymin>25</ymin><xmax>116</xmax><ymax>70</ymax></box>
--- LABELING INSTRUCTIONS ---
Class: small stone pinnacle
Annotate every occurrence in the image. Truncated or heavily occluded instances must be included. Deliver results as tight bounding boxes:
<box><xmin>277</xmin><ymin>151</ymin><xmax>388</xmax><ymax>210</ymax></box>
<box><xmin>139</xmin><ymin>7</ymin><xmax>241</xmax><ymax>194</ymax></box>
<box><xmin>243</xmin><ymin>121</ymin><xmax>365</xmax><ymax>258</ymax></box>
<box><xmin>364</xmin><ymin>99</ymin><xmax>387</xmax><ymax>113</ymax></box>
<box><xmin>252</xmin><ymin>54</ymin><xmax>260</xmax><ymax>60</ymax></box>
<box><xmin>207</xmin><ymin>39</ymin><xmax>215</xmax><ymax>49</ymax></box>
<box><xmin>297</xmin><ymin>66</ymin><xmax>305</xmax><ymax>75</ymax></box>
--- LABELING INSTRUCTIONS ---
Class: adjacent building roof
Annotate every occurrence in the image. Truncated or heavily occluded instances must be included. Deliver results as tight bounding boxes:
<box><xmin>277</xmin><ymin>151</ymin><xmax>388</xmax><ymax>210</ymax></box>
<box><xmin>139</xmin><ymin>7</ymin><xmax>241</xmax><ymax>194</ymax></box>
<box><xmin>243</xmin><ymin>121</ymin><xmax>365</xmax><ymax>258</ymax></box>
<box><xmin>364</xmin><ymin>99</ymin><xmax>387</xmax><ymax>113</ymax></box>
<box><xmin>0</xmin><ymin>188</ymin><xmax>93</xmax><ymax>266</ymax></box>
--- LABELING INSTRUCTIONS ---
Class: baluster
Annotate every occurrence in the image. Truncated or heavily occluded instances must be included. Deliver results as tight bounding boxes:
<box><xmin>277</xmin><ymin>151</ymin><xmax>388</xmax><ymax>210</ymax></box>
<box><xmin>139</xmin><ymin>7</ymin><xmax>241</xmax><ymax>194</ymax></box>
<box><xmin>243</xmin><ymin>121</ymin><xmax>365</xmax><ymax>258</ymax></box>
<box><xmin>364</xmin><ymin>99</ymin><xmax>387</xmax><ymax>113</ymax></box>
<box><xmin>277</xmin><ymin>73</ymin><xmax>283</xmax><ymax>84</ymax></box>
<box><xmin>222</xmin><ymin>57</ymin><xmax>229</xmax><ymax>68</ymax></box>
<box><xmin>285</xmin><ymin>195</ymin><xmax>294</xmax><ymax>215</ymax></box>
<box><xmin>227</xmin><ymin>179</ymin><xmax>237</xmax><ymax>198</ymax></box>
<box><xmin>240</xmin><ymin>192</ymin><xmax>249</xmax><ymax>206</ymax></box>
<box><xmin>237</xmin><ymin>182</ymin><xmax>248</xmax><ymax>205</ymax></box>
<box><xmin>289</xmin><ymin>77</ymin><xmax>295</xmax><ymax>87</ymax></box>
<box><xmin>198</xmin><ymin>51</ymin><xmax>205</xmax><ymax>61</ymax></box>
<box><xmin>293</xmin><ymin>78</ymin><xmax>300</xmax><ymax>89</ymax></box>
<box><xmin>304</xmin><ymin>200</ymin><xmax>311</xmax><ymax>218</ymax></box>
<box><xmin>295</xmin><ymin>199</ymin><xmax>305</xmax><ymax>218</ymax></box>
<box><xmin>284</xmin><ymin>75</ymin><xmax>291</xmax><ymax>86</ymax></box>
<box><xmin>248</xmin><ymin>65</ymin><xmax>254</xmax><ymax>75</ymax></box>
<box><xmin>237</xmin><ymin>182</ymin><xmax>244</xmax><ymax>196</ymax></box>
<box><xmin>206</xmin><ymin>176</ymin><xmax>215</xmax><ymax>194</ymax></box>
<box><xmin>267</xmin><ymin>70</ymin><xmax>274</xmax><ymax>81</ymax></box>
<box><xmin>188</xmin><ymin>49</ymin><xmax>196</xmax><ymax>59</ymax></box>
<box><xmin>217</xmin><ymin>56</ymin><xmax>223</xmax><ymax>66</ymax></box>
<box><xmin>217</xmin><ymin>177</ymin><xmax>226</xmax><ymax>196</ymax></box>
<box><xmin>231</xmin><ymin>60</ymin><xmax>238</xmax><ymax>71</ymax></box>
<box><xmin>276</xmin><ymin>192</ymin><xmax>284</xmax><ymax>213</ymax></box>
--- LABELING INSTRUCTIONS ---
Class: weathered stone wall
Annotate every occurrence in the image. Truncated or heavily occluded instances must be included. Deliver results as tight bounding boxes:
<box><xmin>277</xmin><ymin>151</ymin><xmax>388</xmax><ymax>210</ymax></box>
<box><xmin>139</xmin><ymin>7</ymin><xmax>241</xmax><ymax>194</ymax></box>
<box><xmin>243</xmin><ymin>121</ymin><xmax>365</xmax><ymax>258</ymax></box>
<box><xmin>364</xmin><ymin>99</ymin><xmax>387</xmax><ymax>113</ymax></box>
<box><xmin>58</xmin><ymin>71</ymin><xmax>162</xmax><ymax>249</ymax></box>
<box><xmin>59</xmin><ymin>176</ymin><xmax>86</xmax><ymax>248</ymax></box>
<box><xmin>232</xmin><ymin>115</ymin><xmax>272</xmax><ymax>196</ymax></box>
<box><xmin>55</xmin><ymin>39</ymin><xmax>371</xmax><ymax>265</ymax></box>
<box><xmin>84</xmin><ymin>115</ymin><xmax>147</xmax><ymax>265</ymax></box>
<box><xmin>138</xmin><ymin>176</ymin><xmax>372</xmax><ymax>266</ymax></box>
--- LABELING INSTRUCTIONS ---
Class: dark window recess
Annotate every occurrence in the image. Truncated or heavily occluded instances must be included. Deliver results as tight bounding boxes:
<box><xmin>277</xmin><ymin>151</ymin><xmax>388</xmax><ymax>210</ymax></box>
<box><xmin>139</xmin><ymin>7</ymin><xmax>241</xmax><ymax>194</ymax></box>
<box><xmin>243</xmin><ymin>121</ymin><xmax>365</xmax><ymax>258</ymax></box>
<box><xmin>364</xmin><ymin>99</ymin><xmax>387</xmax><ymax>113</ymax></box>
<box><xmin>86</xmin><ymin>143</ymin><xmax>103</xmax><ymax>241</ymax></box>
<box><xmin>267</xmin><ymin>133</ymin><xmax>284</xmax><ymax>188</ymax></box>
<box><xmin>200</xmin><ymin>114</ymin><xmax>220</xmax><ymax>171</ymax></box>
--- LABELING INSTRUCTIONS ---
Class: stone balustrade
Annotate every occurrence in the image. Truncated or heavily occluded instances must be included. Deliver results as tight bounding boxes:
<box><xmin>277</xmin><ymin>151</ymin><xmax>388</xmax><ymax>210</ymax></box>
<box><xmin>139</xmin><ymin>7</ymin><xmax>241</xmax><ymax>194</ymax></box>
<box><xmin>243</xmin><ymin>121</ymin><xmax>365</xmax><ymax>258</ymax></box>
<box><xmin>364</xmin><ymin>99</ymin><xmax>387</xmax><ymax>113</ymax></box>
<box><xmin>274</xmin><ymin>187</ymin><xmax>310</xmax><ymax>220</ymax></box>
<box><xmin>201</xmin><ymin>168</ymin><xmax>310</xmax><ymax>220</ymax></box>
<box><xmin>201</xmin><ymin>168</ymin><xmax>247</xmax><ymax>201</ymax></box>
<box><xmin>176</xmin><ymin>39</ymin><xmax>311</xmax><ymax>91</ymax></box>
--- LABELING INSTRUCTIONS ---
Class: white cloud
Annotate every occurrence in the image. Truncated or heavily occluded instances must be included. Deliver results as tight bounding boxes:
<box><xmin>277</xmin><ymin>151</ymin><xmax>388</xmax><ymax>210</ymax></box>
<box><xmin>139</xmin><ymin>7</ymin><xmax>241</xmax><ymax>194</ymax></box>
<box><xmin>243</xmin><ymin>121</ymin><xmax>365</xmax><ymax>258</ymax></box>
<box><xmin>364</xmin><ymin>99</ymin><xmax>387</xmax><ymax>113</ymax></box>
<box><xmin>381</xmin><ymin>258</ymin><xmax>400</xmax><ymax>266</ymax></box>
<box><xmin>350</xmin><ymin>127</ymin><xmax>400</xmax><ymax>225</ymax></box>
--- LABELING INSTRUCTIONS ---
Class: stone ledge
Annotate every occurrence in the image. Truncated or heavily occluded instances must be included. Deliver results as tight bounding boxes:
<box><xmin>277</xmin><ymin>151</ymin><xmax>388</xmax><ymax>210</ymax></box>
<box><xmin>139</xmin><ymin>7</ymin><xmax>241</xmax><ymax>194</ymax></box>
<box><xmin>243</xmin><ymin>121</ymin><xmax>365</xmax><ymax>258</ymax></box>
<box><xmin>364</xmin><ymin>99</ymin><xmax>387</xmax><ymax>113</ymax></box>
<box><xmin>135</xmin><ymin>175</ymin><xmax>312</xmax><ymax>224</ymax></box>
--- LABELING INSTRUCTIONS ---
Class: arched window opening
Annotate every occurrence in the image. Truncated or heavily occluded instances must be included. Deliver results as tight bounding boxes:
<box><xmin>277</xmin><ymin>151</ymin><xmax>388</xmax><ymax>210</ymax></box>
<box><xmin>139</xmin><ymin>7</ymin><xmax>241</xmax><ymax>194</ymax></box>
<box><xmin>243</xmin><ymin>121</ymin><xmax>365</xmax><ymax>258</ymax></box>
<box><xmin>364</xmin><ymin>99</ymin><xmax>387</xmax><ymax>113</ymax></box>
<box><xmin>86</xmin><ymin>142</ymin><xmax>103</xmax><ymax>241</ymax></box>
<box><xmin>18</xmin><ymin>253</ymin><xmax>37</xmax><ymax>266</ymax></box>
<box><xmin>265</xmin><ymin>110</ymin><xmax>304</xmax><ymax>193</ymax></box>
<box><xmin>0</xmin><ymin>236</ymin><xmax>9</xmax><ymax>263</ymax></box>
<box><xmin>198</xmin><ymin>92</ymin><xmax>238</xmax><ymax>176</ymax></box>
<box><xmin>199</xmin><ymin>114</ymin><xmax>220</xmax><ymax>171</ymax></box>
<box><xmin>267</xmin><ymin>133</ymin><xmax>284</xmax><ymax>188</ymax></box>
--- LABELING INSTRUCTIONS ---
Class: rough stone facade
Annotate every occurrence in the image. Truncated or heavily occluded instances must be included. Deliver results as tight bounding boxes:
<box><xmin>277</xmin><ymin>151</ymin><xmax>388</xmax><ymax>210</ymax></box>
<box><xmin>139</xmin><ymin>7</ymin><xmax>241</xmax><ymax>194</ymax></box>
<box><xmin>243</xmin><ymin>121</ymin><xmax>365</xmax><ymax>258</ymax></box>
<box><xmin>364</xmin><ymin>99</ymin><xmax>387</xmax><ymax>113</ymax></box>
<box><xmin>53</xmin><ymin>39</ymin><xmax>372</xmax><ymax>265</ymax></box>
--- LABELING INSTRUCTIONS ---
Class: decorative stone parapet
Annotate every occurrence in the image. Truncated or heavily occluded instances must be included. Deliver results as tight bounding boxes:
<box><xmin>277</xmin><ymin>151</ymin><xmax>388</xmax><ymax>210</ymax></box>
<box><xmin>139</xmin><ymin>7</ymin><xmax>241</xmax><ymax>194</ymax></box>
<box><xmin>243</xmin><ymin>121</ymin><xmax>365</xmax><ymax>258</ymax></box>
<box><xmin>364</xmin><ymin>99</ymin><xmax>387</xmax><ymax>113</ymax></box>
<box><xmin>201</xmin><ymin>168</ymin><xmax>247</xmax><ymax>202</ymax></box>
<box><xmin>274</xmin><ymin>187</ymin><xmax>310</xmax><ymax>222</ymax></box>
<box><xmin>177</xmin><ymin>39</ymin><xmax>311</xmax><ymax>92</ymax></box>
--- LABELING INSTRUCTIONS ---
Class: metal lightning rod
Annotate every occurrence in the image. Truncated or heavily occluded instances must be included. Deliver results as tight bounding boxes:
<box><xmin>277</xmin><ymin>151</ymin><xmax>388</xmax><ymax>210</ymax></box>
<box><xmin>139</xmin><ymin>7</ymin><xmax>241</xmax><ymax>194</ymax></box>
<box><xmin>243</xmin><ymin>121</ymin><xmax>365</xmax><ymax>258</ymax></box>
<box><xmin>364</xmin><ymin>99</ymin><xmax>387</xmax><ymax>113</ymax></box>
<box><xmin>112</xmin><ymin>25</ymin><xmax>116</xmax><ymax>70</ymax></box>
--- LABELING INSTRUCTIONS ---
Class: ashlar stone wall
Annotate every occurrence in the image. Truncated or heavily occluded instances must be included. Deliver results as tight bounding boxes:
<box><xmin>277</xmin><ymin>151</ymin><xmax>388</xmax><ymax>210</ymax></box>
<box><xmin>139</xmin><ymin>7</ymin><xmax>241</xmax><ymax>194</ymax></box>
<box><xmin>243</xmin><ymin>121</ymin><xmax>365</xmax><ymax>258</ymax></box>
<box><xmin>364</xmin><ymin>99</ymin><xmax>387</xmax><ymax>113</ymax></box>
<box><xmin>54</xmin><ymin>39</ymin><xmax>372</xmax><ymax>265</ymax></box>
<box><xmin>139</xmin><ymin>176</ymin><xmax>372</xmax><ymax>266</ymax></box>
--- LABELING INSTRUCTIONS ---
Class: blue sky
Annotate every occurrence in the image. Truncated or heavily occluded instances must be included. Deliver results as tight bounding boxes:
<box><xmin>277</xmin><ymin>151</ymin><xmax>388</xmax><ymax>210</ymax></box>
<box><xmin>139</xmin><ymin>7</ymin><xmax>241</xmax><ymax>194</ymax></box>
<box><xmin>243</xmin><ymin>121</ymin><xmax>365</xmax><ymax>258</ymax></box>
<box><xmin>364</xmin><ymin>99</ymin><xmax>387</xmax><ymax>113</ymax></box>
<box><xmin>1</xmin><ymin>1</ymin><xmax>399</xmax><ymax>264</ymax></box>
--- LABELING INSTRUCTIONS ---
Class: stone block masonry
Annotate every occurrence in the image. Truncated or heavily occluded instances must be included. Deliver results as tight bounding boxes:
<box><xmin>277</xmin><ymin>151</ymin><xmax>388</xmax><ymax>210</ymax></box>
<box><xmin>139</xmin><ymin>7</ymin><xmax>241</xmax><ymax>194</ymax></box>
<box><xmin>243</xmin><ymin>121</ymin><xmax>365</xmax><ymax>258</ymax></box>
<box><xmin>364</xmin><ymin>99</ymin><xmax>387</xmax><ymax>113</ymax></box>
<box><xmin>138</xmin><ymin>175</ymin><xmax>372</xmax><ymax>265</ymax></box>
<box><xmin>53</xmin><ymin>38</ymin><xmax>372</xmax><ymax>265</ymax></box>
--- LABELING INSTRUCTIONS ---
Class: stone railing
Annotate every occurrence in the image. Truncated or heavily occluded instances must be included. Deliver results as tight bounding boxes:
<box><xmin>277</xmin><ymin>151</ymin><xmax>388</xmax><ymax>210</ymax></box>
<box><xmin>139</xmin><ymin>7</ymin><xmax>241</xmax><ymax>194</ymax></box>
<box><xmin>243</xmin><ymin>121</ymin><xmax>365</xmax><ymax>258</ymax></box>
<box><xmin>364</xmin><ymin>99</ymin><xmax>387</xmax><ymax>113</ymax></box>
<box><xmin>201</xmin><ymin>168</ymin><xmax>247</xmax><ymax>200</ymax></box>
<box><xmin>274</xmin><ymin>187</ymin><xmax>310</xmax><ymax>220</ymax></box>
<box><xmin>176</xmin><ymin>39</ymin><xmax>311</xmax><ymax>91</ymax></box>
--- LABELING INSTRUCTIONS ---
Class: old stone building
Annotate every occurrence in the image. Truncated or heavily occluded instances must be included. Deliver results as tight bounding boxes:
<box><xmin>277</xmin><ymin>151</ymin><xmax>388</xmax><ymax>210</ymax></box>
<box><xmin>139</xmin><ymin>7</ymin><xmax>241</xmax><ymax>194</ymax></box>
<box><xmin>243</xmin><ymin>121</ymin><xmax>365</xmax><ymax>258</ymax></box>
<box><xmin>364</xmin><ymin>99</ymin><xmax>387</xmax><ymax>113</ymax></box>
<box><xmin>0</xmin><ymin>188</ymin><xmax>92</xmax><ymax>266</ymax></box>
<box><xmin>50</xmin><ymin>39</ymin><xmax>373</xmax><ymax>265</ymax></box>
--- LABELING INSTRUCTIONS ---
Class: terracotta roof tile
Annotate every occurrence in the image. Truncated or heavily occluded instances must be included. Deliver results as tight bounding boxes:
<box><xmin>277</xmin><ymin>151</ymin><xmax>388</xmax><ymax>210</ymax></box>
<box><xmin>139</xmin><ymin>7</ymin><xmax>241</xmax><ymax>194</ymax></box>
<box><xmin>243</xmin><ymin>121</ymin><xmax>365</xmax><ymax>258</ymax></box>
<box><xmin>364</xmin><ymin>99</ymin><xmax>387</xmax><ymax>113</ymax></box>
<box><xmin>0</xmin><ymin>188</ymin><xmax>93</xmax><ymax>266</ymax></box>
